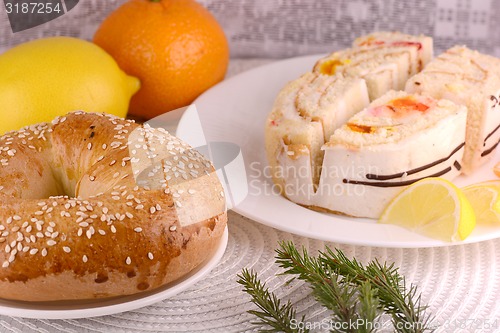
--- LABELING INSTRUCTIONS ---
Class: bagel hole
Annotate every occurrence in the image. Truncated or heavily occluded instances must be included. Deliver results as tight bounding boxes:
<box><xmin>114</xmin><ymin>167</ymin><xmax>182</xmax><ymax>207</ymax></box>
<box><xmin>17</xmin><ymin>167</ymin><xmax>75</xmax><ymax>200</ymax></box>
<box><xmin>23</xmin><ymin>165</ymin><xmax>80</xmax><ymax>200</ymax></box>
<box><xmin>50</xmin><ymin>166</ymin><xmax>79</xmax><ymax>198</ymax></box>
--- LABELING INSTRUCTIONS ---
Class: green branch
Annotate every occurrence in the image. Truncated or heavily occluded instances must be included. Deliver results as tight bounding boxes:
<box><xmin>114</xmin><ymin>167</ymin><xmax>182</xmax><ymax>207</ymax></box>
<box><xmin>238</xmin><ymin>241</ymin><xmax>433</xmax><ymax>333</ymax></box>
<box><xmin>237</xmin><ymin>269</ymin><xmax>309</xmax><ymax>333</ymax></box>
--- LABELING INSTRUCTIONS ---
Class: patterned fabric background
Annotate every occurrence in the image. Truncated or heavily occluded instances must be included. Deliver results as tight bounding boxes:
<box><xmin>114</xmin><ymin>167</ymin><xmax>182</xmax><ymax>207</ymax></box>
<box><xmin>0</xmin><ymin>0</ymin><xmax>499</xmax><ymax>58</ymax></box>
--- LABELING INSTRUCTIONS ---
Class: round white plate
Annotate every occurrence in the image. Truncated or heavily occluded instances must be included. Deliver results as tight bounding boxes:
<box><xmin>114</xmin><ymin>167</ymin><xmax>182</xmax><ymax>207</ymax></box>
<box><xmin>177</xmin><ymin>54</ymin><xmax>500</xmax><ymax>248</ymax></box>
<box><xmin>0</xmin><ymin>227</ymin><xmax>228</xmax><ymax>319</ymax></box>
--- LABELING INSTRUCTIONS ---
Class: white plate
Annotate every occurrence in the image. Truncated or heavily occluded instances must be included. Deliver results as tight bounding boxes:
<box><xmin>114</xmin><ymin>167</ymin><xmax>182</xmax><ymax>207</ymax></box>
<box><xmin>177</xmin><ymin>54</ymin><xmax>500</xmax><ymax>248</ymax></box>
<box><xmin>0</xmin><ymin>227</ymin><xmax>228</xmax><ymax>319</ymax></box>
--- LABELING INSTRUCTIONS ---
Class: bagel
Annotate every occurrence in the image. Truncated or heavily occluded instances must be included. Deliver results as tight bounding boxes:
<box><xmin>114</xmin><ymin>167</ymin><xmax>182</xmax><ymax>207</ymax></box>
<box><xmin>0</xmin><ymin>111</ymin><xmax>227</xmax><ymax>301</ymax></box>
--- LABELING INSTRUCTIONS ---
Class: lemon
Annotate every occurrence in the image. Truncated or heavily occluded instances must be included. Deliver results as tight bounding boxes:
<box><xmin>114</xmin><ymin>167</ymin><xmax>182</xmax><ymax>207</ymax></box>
<box><xmin>462</xmin><ymin>181</ymin><xmax>500</xmax><ymax>225</ymax></box>
<box><xmin>0</xmin><ymin>37</ymin><xmax>140</xmax><ymax>134</ymax></box>
<box><xmin>379</xmin><ymin>178</ymin><xmax>476</xmax><ymax>242</ymax></box>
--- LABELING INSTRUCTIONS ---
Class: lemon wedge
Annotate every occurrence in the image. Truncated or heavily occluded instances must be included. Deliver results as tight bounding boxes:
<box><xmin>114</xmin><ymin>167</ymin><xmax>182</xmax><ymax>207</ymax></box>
<box><xmin>462</xmin><ymin>181</ymin><xmax>500</xmax><ymax>225</ymax></box>
<box><xmin>379</xmin><ymin>178</ymin><xmax>476</xmax><ymax>242</ymax></box>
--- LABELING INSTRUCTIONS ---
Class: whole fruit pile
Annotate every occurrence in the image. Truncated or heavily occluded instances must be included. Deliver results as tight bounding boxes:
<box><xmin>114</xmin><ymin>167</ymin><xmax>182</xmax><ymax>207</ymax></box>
<box><xmin>0</xmin><ymin>0</ymin><xmax>229</xmax><ymax>133</ymax></box>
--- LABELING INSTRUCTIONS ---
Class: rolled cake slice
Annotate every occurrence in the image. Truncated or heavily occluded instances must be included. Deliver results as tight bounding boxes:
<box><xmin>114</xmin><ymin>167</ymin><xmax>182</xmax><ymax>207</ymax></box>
<box><xmin>313</xmin><ymin>46</ymin><xmax>417</xmax><ymax>100</ymax></box>
<box><xmin>306</xmin><ymin>91</ymin><xmax>466</xmax><ymax>218</ymax></box>
<box><xmin>353</xmin><ymin>31</ymin><xmax>433</xmax><ymax>72</ymax></box>
<box><xmin>265</xmin><ymin>72</ymin><xmax>369</xmax><ymax>192</ymax></box>
<box><xmin>406</xmin><ymin>46</ymin><xmax>500</xmax><ymax>174</ymax></box>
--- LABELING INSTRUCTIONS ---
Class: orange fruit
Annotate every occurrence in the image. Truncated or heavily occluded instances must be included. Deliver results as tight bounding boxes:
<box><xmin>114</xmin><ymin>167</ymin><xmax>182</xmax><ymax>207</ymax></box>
<box><xmin>93</xmin><ymin>0</ymin><xmax>229</xmax><ymax>119</ymax></box>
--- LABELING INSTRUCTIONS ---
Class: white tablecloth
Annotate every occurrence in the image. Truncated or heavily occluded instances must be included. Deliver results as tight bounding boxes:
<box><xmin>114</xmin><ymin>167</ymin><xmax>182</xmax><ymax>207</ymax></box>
<box><xmin>2</xmin><ymin>60</ymin><xmax>500</xmax><ymax>333</ymax></box>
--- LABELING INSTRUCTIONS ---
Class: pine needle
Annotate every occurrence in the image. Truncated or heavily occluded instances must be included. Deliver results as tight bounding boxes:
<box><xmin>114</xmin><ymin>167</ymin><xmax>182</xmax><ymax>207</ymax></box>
<box><xmin>237</xmin><ymin>269</ymin><xmax>309</xmax><ymax>333</ymax></box>
<box><xmin>238</xmin><ymin>241</ymin><xmax>433</xmax><ymax>333</ymax></box>
<box><xmin>319</xmin><ymin>246</ymin><xmax>433</xmax><ymax>332</ymax></box>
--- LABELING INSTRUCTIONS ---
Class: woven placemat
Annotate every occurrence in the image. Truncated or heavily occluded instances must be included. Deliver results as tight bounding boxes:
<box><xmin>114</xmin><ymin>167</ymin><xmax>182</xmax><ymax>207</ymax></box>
<box><xmin>2</xmin><ymin>211</ymin><xmax>500</xmax><ymax>332</ymax></box>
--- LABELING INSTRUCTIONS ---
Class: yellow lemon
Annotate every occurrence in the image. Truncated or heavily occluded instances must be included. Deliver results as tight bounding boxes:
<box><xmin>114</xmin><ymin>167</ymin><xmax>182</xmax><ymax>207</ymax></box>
<box><xmin>379</xmin><ymin>178</ymin><xmax>476</xmax><ymax>242</ymax></box>
<box><xmin>462</xmin><ymin>181</ymin><xmax>500</xmax><ymax>225</ymax></box>
<box><xmin>0</xmin><ymin>37</ymin><xmax>140</xmax><ymax>134</ymax></box>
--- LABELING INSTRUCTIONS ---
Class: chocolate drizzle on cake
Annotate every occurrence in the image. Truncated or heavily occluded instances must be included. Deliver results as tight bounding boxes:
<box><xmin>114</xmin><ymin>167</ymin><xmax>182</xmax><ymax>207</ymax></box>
<box><xmin>481</xmin><ymin>122</ymin><xmax>500</xmax><ymax>156</ymax></box>
<box><xmin>491</xmin><ymin>95</ymin><xmax>500</xmax><ymax>108</ymax></box>
<box><xmin>482</xmin><ymin>139</ymin><xmax>500</xmax><ymax>157</ymax></box>
<box><xmin>365</xmin><ymin>142</ymin><xmax>464</xmax><ymax>181</ymax></box>
<box><xmin>343</xmin><ymin>142</ymin><xmax>464</xmax><ymax>188</ymax></box>
<box><xmin>484</xmin><ymin>123</ymin><xmax>500</xmax><ymax>144</ymax></box>
<box><xmin>343</xmin><ymin>167</ymin><xmax>452</xmax><ymax>188</ymax></box>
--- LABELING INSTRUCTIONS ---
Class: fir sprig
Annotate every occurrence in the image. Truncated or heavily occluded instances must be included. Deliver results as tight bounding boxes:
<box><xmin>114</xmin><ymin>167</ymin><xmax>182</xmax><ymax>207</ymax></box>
<box><xmin>318</xmin><ymin>246</ymin><xmax>432</xmax><ymax>333</ymax></box>
<box><xmin>237</xmin><ymin>269</ymin><xmax>309</xmax><ymax>333</ymax></box>
<box><xmin>238</xmin><ymin>241</ymin><xmax>433</xmax><ymax>333</ymax></box>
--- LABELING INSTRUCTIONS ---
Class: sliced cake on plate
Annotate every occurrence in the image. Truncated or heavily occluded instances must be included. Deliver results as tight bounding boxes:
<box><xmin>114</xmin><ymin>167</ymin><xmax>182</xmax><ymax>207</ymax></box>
<box><xmin>314</xmin><ymin>32</ymin><xmax>433</xmax><ymax>100</ymax></box>
<box><xmin>265</xmin><ymin>72</ymin><xmax>369</xmax><ymax>191</ymax></box>
<box><xmin>353</xmin><ymin>31</ymin><xmax>433</xmax><ymax>72</ymax></box>
<box><xmin>315</xmin><ymin>91</ymin><xmax>467</xmax><ymax>218</ymax></box>
<box><xmin>406</xmin><ymin>46</ymin><xmax>500</xmax><ymax>174</ymax></box>
<box><xmin>314</xmin><ymin>46</ymin><xmax>415</xmax><ymax>100</ymax></box>
<box><xmin>264</xmin><ymin>32</ymin><xmax>500</xmax><ymax>219</ymax></box>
